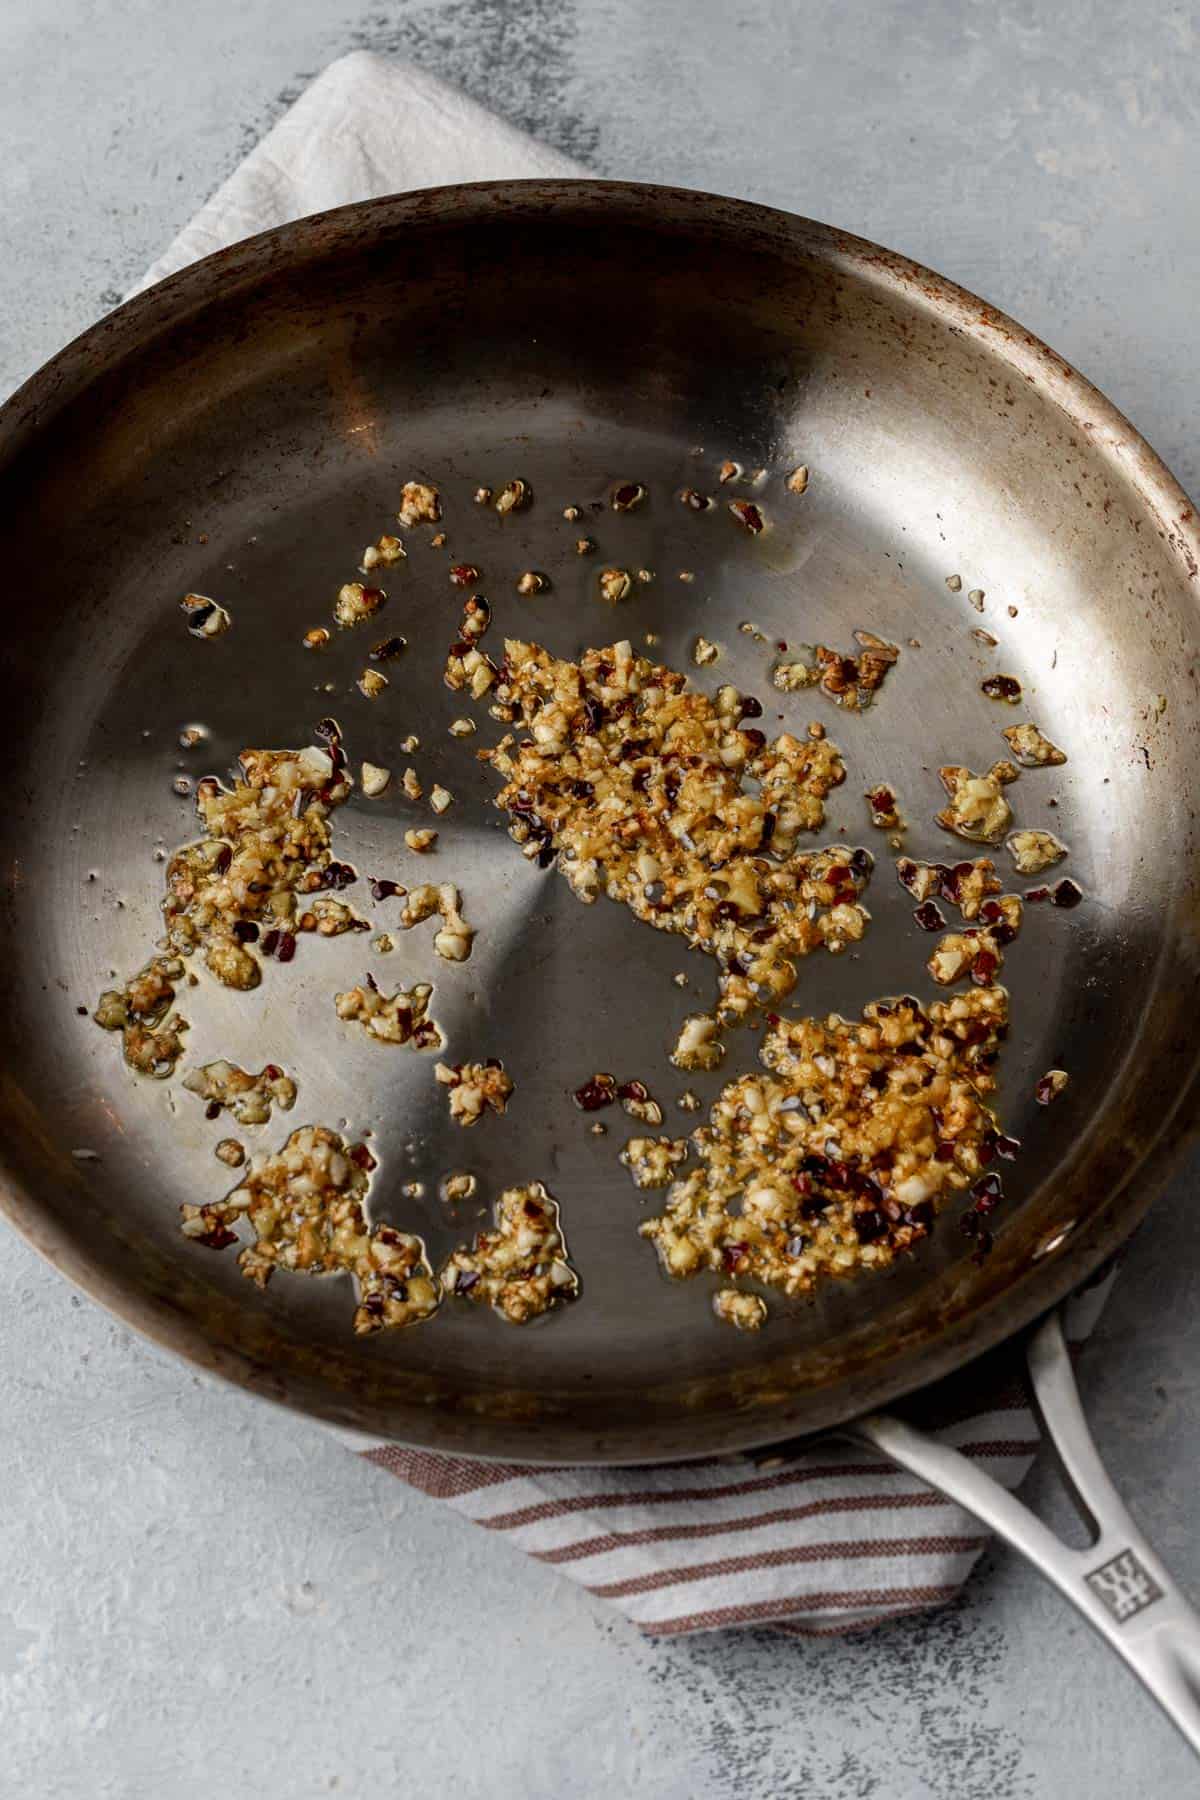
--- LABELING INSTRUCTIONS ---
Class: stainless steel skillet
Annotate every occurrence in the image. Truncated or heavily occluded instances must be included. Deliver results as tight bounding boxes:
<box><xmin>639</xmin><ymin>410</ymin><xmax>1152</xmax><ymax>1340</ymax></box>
<box><xmin>1</xmin><ymin>181</ymin><xmax>1199</xmax><ymax>1740</ymax></box>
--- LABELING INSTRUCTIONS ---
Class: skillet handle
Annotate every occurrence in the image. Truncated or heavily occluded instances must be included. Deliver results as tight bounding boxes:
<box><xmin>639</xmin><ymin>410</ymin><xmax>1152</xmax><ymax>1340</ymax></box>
<box><xmin>851</xmin><ymin>1309</ymin><xmax>1200</xmax><ymax>1757</ymax></box>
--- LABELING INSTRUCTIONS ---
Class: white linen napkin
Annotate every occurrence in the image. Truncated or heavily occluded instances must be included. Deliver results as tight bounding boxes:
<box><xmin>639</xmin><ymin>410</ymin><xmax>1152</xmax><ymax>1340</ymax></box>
<box><xmin>133</xmin><ymin>51</ymin><xmax>585</xmax><ymax>296</ymax></box>
<box><xmin>135</xmin><ymin>50</ymin><xmax>1107</xmax><ymax>1636</ymax></box>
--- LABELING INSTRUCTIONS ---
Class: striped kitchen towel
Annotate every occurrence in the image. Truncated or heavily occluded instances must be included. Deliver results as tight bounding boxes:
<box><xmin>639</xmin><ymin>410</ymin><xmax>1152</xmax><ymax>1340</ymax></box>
<box><xmin>139</xmin><ymin>50</ymin><xmax>1113</xmax><ymax>1638</ymax></box>
<box><xmin>354</xmin><ymin>1270</ymin><xmax>1111</xmax><ymax>1637</ymax></box>
<box><xmin>363</xmin><ymin>1405</ymin><xmax>1028</xmax><ymax>1638</ymax></box>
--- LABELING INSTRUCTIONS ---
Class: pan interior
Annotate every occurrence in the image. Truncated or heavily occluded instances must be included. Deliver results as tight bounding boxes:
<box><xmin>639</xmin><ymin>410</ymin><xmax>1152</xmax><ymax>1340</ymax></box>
<box><xmin>1</xmin><ymin>186</ymin><xmax>1197</xmax><ymax>1461</ymax></box>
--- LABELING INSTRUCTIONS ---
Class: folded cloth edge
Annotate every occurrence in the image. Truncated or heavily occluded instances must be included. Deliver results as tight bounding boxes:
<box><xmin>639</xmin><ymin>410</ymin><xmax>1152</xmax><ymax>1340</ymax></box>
<box><xmin>132</xmin><ymin>51</ymin><xmax>585</xmax><ymax>296</ymax></box>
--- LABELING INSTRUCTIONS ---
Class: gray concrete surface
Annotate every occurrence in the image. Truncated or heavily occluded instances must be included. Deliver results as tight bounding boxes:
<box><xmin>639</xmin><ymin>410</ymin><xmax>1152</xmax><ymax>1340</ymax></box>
<box><xmin>2</xmin><ymin>1</ymin><xmax>1199</xmax><ymax>1794</ymax></box>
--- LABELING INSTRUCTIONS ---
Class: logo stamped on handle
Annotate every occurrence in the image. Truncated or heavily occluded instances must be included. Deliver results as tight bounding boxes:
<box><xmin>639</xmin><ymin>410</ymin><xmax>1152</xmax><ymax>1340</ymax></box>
<box><xmin>1086</xmin><ymin>1549</ymin><xmax>1164</xmax><ymax>1623</ymax></box>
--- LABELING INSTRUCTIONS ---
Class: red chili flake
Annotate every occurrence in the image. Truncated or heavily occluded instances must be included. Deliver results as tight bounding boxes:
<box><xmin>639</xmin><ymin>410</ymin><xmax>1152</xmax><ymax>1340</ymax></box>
<box><xmin>853</xmin><ymin>1208</ymin><xmax>887</xmax><ymax>1244</ymax></box>
<box><xmin>612</xmin><ymin>482</ymin><xmax>645</xmax><ymax>510</ymax></box>
<box><xmin>195</xmin><ymin>1222</ymin><xmax>238</xmax><ymax>1250</ymax></box>
<box><xmin>869</xmin><ymin>787</ymin><xmax>894</xmax><ymax>812</ymax></box>
<box><xmin>972</xmin><ymin>950</ymin><xmax>999</xmax><ymax>984</ymax></box>
<box><xmin>934</xmin><ymin>1142</ymin><xmax>957</xmax><ymax>1163</ymax></box>
<box><xmin>679</xmin><ymin>488</ymin><xmax>712</xmax><ymax>511</ymax></box>
<box><xmin>1035</xmin><ymin>1074</ymin><xmax>1061</xmax><ymax>1105</ymax></box>
<box><xmin>904</xmin><ymin>1199</ymin><xmax>935</xmax><ymax>1231</ymax></box>
<box><xmin>729</xmin><ymin>499</ymin><xmax>765</xmax><ymax>534</ymax></box>
<box><xmin>261</xmin><ymin>929</ymin><xmax>280</xmax><ymax>957</ymax></box>
<box><xmin>1025</xmin><ymin>885</ymin><xmax>1051</xmax><ymax>903</ymax></box>
<box><xmin>319</xmin><ymin>861</ymin><xmax>357</xmax><ymax>891</ymax></box>
<box><xmin>994</xmin><ymin>1133</ymin><xmax>1021</xmax><ymax>1160</ymax></box>
<box><xmin>204</xmin><ymin>1100</ymin><xmax>221</xmax><ymax>1121</ymax></box>
<box><xmin>369</xmin><ymin>635</ymin><xmax>407</xmax><ymax>661</ymax></box>
<box><xmin>231</xmin><ymin>919</ymin><xmax>259</xmax><ymax>943</ymax></box>
<box><xmin>1051</xmin><ymin>879</ymin><xmax>1083</xmax><ymax>909</ymax></box>
<box><xmin>826</xmin><ymin>864</ymin><xmax>851</xmax><ymax>886</ymax></box>
<box><xmin>913</xmin><ymin>900</ymin><xmax>946</xmax><ymax>932</ymax></box>
<box><xmin>276</xmin><ymin>931</ymin><xmax>297</xmax><ymax>964</ymax></box>
<box><xmin>370</xmin><ymin>878</ymin><xmax>401</xmax><ymax>902</ymax></box>
<box><xmin>349</xmin><ymin>1144</ymin><xmax>377</xmax><ymax>1171</ymax></box>
<box><xmin>979</xmin><ymin>899</ymin><xmax>1003</xmax><ymax>924</ymax></box>
<box><xmin>972</xmin><ymin>1171</ymin><xmax>1003</xmax><ymax>1204</ymax></box>
<box><xmin>981</xmin><ymin>674</ymin><xmax>1022</xmax><ymax>702</ymax></box>
<box><xmin>616</xmin><ymin>1080</ymin><xmax>649</xmax><ymax>1102</ymax></box>
<box><xmin>721</xmin><ymin>1241</ymin><xmax>750</xmax><ymax>1271</ymax></box>
<box><xmin>741</xmin><ymin>727</ymin><xmax>767</xmax><ymax>749</ymax></box>
<box><xmin>776</xmin><ymin>641</ymin><xmax>788</xmax><ymax>653</ymax></box>
<box><xmin>851</xmin><ymin>1167</ymin><xmax>884</xmax><ymax>1200</ymax></box>
<box><xmin>850</xmin><ymin>846</ymin><xmax>873</xmax><ymax>877</ymax></box>
<box><xmin>573</xmin><ymin>1073</ymin><xmax>617</xmax><ymax>1111</ymax></box>
<box><xmin>896</xmin><ymin>858</ymin><xmax>919</xmax><ymax>893</ymax></box>
<box><xmin>456</xmin><ymin>1269</ymin><xmax>481</xmax><ymax>1294</ymax></box>
<box><xmin>739</xmin><ymin>695</ymin><xmax>764</xmax><ymax>718</ymax></box>
<box><xmin>450</xmin><ymin>564</ymin><xmax>480</xmax><ymax>587</ymax></box>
